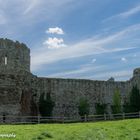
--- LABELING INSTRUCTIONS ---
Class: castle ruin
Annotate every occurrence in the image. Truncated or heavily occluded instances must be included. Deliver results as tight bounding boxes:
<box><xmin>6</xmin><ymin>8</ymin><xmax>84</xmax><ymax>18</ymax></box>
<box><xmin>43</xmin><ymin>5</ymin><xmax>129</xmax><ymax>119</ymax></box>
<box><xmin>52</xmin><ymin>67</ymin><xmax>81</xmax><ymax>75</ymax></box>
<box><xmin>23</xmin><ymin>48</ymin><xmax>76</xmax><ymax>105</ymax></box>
<box><xmin>0</xmin><ymin>38</ymin><xmax>140</xmax><ymax>118</ymax></box>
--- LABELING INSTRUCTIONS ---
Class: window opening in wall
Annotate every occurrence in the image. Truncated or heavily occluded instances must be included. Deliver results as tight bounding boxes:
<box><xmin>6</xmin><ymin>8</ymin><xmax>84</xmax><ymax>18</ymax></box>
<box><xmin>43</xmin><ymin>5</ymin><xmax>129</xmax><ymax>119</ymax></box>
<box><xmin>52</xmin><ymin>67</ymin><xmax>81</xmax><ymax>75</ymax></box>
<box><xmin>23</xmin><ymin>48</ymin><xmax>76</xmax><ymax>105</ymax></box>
<box><xmin>4</xmin><ymin>56</ymin><xmax>7</xmax><ymax>65</ymax></box>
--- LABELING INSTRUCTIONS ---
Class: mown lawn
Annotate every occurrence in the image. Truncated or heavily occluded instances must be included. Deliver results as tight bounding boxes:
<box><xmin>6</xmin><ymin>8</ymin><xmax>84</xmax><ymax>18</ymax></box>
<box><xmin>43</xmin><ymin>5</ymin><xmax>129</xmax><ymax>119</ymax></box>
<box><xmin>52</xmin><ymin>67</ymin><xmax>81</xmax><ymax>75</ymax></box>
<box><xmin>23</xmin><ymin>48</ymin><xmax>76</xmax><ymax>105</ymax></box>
<box><xmin>0</xmin><ymin>119</ymin><xmax>140</xmax><ymax>140</ymax></box>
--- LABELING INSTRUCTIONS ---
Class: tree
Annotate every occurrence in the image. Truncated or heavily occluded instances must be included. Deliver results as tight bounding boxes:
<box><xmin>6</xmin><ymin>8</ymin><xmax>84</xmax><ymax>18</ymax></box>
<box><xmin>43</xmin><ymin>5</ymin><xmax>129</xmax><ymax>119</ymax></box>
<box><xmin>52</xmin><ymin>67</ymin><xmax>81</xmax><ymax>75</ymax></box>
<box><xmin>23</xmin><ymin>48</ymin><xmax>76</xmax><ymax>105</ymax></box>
<box><xmin>95</xmin><ymin>103</ymin><xmax>107</xmax><ymax>115</ymax></box>
<box><xmin>39</xmin><ymin>93</ymin><xmax>55</xmax><ymax>117</ymax></box>
<box><xmin>123</xmin><ymin>102</ymin><xmax>130</xmax><ymax>113</ymax></box>
<box><xmin>78</xmin><ymin>98</ymin><xmax>89</xmax><ymax>117</ymax></box>
<box><xmin>111</xmin><ymin>89</ymin><xmax>121</xmax><ymax>114</ymax></box>
<box><xmin>129</xmin><ymin>85</ymin><xmax>140</xmax><ymax>112</ymax></box>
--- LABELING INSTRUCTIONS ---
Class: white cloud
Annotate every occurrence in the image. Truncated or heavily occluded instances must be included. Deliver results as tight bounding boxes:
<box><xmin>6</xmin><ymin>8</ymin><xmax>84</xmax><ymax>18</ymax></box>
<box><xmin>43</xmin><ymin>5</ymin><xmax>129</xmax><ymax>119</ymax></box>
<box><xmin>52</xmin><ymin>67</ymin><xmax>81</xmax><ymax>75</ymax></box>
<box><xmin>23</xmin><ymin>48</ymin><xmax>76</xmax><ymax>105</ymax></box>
<box><xmin>31</xmin><ymin>24</ymin><xmax>140</xmax><ymax>71</ymax></box>
<box><xmin>121</xmin><ymin>57</ymin><xmax>127</xmax><ymax>62</ymax></box>
<box><xmin>23</xmin><ymin>0</ymin><xmax>41</xmax><ymax>15</ymax></box>
<box><xmin>46</xmin><ymin>27</ymin><xmax>64</xmax><ymax>35</ymax></box>
<box><xmin>120</xmin><ymin>5</ymin><xmax>140</xmax><ymax>18</ymax></box>
<box><xmin>91</xmin><ymin>70</ymin><xmax>132</xmax><ymax>80</ymax></box>
<box><xmin>47</xmin><ymin>65</ymin><xmax>105</xmax><ymax>78</ymax></box>
<box><xmin>46</xmin><ymin>64</ymin><xmax>132</xmax><ymax>81</ymax></box>
<box><xmin>43</xmin><ymin>37</ymin><xmax>67</xmax><ymax>49</ymax></box>
<box><xmin>103</xmin><ymin>4</ymin><xmax>140</xmax><ymax>22</ymax></box>
<box><xmin>0</xmin><ymin>0</ymin><xmax>76</xmax><ymax>38</ymax></box>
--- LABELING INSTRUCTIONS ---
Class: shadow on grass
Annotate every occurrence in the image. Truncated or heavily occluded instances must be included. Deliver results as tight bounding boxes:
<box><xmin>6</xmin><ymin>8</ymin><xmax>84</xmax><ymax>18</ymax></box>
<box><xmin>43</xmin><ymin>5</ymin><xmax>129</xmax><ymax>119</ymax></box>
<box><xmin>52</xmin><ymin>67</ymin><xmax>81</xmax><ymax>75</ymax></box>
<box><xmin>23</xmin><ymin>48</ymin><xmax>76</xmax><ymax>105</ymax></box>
<box><xmin>32</xmin><ymin>131</ymin><xmax>53</xmax><ymax>140</ymax></box>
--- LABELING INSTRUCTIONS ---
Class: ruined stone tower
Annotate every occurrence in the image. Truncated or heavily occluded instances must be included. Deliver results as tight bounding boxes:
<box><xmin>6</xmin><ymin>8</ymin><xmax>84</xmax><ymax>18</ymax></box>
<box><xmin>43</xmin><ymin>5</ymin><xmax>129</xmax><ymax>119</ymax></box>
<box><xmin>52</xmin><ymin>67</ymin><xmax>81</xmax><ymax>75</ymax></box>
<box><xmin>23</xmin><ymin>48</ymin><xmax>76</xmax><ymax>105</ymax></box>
<box><xmin>0</xmin><ymin>38</ymin><xmax>140</xmax><ymax>119</ymax></box>
<box><xmin>0</xmin><ymin>38</ymin><xmax>37</xmax><ymax>119</ymax></box>
<box><xmin>0</xmin><ymin>38</ymin><xmax>30</xmax><ymax>74</ymax></box>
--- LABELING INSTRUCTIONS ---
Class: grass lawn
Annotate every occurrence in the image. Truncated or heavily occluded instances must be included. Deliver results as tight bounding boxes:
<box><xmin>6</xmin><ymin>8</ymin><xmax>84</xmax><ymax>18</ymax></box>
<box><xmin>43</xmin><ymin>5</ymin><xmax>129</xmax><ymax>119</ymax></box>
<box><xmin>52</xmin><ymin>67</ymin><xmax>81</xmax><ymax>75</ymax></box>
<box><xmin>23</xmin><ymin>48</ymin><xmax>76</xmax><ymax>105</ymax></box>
<box><xmin>0</xmin><ymin>119</ymin><xmax>140</xmax><ymax>140</ymax></box>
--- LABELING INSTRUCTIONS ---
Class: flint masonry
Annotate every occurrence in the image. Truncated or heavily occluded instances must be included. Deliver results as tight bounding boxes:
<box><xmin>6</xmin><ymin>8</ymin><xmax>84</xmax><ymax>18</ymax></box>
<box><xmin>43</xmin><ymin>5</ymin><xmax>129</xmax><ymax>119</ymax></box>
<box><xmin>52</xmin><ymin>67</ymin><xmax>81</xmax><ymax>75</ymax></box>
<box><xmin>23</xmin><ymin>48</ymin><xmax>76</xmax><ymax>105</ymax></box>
<box><xmin>0</xmin><ymin>38</ymin><xmax>140</xmax><ymax>118</ymax></box>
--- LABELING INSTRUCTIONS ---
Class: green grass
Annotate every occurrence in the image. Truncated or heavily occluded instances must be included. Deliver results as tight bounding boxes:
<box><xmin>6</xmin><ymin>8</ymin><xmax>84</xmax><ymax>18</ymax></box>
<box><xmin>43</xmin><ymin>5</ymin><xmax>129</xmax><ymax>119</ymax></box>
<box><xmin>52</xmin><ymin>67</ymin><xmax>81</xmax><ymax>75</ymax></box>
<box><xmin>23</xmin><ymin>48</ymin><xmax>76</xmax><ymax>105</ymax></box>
<box><xmin>0</xmin><ymin>119</ymin><xmax>140</xmax><ymax>140</ymax></box>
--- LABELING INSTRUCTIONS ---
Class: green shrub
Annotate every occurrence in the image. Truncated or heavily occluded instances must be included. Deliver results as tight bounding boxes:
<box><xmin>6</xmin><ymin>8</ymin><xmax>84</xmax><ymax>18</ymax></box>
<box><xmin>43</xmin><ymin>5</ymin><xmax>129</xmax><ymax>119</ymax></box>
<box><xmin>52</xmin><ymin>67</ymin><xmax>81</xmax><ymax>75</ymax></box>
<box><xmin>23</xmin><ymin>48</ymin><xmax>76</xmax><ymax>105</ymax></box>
<box><xmin>95</xmin><ymin>103</ymin><xmax>107</xmax><ymax>115</ymax></box>
<box><xmin>78</xmin><ymin>98</ymin><xmax>89</xmax><ymax>117</ymax></box>
<box><xmin>112</xmin><ymin>88</ymin><xmax>121</xmax><ymax>114</ymax></box>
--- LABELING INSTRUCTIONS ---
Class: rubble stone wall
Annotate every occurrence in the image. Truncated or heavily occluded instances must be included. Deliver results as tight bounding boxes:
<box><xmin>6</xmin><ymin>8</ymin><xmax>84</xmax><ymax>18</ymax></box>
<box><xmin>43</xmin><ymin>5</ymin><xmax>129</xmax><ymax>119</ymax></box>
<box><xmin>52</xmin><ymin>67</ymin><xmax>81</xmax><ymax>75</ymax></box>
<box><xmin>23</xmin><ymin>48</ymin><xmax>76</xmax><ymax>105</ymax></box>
<box><xmin>0</xmin><ymin>38</ymin><xmax>140</xmax><ymax>118</ymax></box>
<box><xmin>37</xmin><ymin>78</ymin><xmax>132</xmax><ymax>117</ymax></box>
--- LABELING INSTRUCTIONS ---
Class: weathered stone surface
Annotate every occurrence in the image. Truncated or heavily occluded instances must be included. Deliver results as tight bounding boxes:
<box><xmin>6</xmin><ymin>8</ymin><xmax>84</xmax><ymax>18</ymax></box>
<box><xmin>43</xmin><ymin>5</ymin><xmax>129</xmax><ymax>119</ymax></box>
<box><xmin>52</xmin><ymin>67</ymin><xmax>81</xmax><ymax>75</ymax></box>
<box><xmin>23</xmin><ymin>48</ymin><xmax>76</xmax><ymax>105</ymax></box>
<box><xmin>0</xmin><ymin>38</ymin><xmax>140</xmax><ymax>119</ymax></box>
<box><xmin>0</xmin><ymin>38</ymin><xmax>30</xmax><ymax>74</ymax></box>
<box><xmin>37</xmin><ymin>78</ymin><xmax>132</xmax><ymax>117</ymax></box>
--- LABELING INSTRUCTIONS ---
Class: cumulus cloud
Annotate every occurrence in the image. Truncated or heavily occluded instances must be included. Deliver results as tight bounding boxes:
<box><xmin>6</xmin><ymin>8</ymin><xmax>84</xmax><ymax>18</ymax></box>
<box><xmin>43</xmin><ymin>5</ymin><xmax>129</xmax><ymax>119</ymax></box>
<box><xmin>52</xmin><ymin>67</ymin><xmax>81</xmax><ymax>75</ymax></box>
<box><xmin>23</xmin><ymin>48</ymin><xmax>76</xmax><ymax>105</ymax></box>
<box><xmin>43</xmin><ymin>37</ymin><xmax>66</xmax><ymax>49</ymax></box>
<box><xmin>46</xmin><ymin>27</ymin><xmax>64</xmax><ymax>35</ymax></box>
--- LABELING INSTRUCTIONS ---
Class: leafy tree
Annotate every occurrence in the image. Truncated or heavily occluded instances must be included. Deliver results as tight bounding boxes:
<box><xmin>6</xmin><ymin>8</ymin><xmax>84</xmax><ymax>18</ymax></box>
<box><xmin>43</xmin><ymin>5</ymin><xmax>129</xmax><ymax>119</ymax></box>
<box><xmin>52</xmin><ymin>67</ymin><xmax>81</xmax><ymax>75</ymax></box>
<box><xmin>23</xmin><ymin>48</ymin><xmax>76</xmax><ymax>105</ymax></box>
<box><xmin>95</xmin><ymin>103</ymin><xmax>107</xmax><ymax>115</ymax></box>
<box><xmin>123</xmin><ymin>102</ymin><xmax>131</xmax><ymax>113</ymax></box>
<box><xmin>39</xmin><ymin>93</ymin><xmax>55</xmax><ymax>117</ymax></box>
<box><xmin>129</xmin><ymin>85</ymin><xmax>140</xmax><ymax>112</ymax></box>
<box><xmin>111</xmin><ymin>89</ymin><xmax>121</xmax><ymax>114</ymax></box>
<box><xmin>78</xmin><ymin>98</ymin><xmax>90</xmax><ymax>117</ymax></box>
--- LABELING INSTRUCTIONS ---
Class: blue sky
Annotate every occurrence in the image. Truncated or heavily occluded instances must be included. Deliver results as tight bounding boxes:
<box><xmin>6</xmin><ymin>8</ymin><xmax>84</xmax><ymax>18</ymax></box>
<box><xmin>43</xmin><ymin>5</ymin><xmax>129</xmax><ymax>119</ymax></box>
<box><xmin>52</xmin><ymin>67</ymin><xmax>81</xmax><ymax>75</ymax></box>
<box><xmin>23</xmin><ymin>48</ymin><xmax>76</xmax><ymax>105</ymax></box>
<box><xmin>1</xmin><ymin>0</ymin><xmax>140</xmax><ymax>81</ymax></box>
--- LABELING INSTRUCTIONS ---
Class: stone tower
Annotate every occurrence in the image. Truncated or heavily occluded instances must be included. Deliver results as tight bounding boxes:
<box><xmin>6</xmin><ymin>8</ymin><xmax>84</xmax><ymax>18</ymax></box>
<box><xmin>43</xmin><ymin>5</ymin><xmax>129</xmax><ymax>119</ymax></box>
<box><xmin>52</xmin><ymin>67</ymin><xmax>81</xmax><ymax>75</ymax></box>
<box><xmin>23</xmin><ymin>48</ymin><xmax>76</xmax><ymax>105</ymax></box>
<box><xmin>0</xmin><ymin>38</ymin><xmax>37</xmax><ymax>121</ymax></box>
<box><xmin>0</xmin><ymin>38</ymin><xmax>30</xmax><ymax>74</ymax></box>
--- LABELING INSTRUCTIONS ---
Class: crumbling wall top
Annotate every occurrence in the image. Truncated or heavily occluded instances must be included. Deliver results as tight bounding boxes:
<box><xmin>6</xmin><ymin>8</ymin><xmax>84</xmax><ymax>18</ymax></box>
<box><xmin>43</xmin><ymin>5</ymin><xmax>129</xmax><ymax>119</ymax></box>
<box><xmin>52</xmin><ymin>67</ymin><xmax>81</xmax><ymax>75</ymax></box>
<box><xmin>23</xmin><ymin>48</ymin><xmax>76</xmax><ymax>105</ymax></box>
<box><xmin>0</xmin><ymin>38</ymin><xmax>29</xmax><ymax>50</ymax></box>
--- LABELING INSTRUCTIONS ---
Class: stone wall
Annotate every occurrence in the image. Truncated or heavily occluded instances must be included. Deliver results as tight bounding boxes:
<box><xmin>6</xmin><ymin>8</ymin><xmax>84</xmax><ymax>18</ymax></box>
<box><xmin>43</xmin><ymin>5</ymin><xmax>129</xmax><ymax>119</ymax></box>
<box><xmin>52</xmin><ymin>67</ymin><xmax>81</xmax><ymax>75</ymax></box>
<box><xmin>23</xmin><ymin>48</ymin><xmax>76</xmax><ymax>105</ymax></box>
<box><xmin>0</xmin><ymin>38</ymin><xmax>140</xmax><ymax>119</ymax></box>
<box><xmin>0</xmin><ymin>72</ymin><xmax>38</xmax><ymax>118</ymax></box>
<box><xmin>37</xmin><ymin>77</ymin><xmax>131</xmax><ymax>117</ymax></box>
